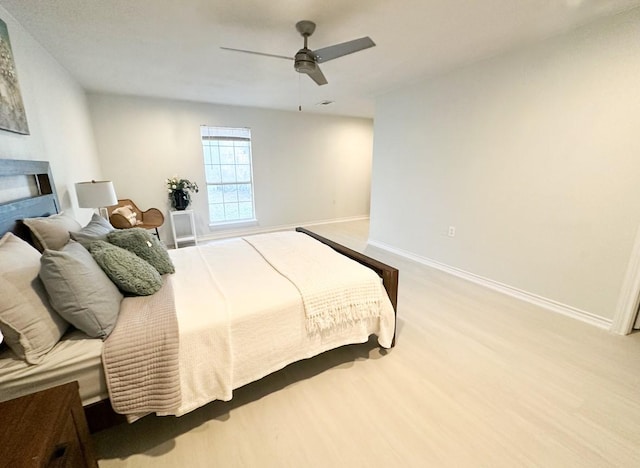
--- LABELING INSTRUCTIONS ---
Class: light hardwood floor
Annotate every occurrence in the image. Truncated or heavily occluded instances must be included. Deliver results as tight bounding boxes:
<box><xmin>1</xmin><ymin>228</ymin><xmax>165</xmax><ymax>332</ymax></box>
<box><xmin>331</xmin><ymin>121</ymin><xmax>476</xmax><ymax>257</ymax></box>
<box><xmin>94</xmin><ymin>220</ymin><xmax>640</xmax><ymax>467</ymax></box>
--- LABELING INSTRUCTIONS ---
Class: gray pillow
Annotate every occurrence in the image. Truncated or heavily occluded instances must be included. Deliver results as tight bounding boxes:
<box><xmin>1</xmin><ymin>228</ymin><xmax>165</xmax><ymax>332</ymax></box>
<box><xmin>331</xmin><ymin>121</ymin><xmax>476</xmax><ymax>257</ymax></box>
<box><xmin>70</xmin><ymin>213</ymin><xmax>114</xmax><ymax>247</ymax></box>
<box><xmin>22</xmin><ymin>211</ymin><xmax>82</xmax><ymax>252</ymax></box>
<box><xmin>0</xmin><ymin>233</ymin><xmax>68</xmax><ymax>364</ymax></box>
<box><xmin>88</xmin><ymin>240</ymin><xmax>162</xmax><ymax>296</ymax></box>
<box><xmin>40</xmin><ymin>241</ymin><xmax>123</xmax><ymax>339</ymax></box>
<box><xmin>107</xmin><ymin>228</ymin><xmax>175</xmax><ymax>275</ymax></box>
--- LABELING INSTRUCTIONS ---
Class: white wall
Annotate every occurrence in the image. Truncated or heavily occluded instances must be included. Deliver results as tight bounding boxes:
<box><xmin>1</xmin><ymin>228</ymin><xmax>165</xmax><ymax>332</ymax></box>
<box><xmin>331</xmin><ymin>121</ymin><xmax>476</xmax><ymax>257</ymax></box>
<box><xmin>87</xmin><ymin>93</ymin><xmax>373</xmax><ymax>242</ymax></box>
<box><xmin>0</xmin><ymin>6</ymin><xmax>101</xmax><ymax>223</ymax></box>
<box><xmin>370</xmin><ymin>8</ymin><xmax>640</xmax><ymax>321</ymax></box>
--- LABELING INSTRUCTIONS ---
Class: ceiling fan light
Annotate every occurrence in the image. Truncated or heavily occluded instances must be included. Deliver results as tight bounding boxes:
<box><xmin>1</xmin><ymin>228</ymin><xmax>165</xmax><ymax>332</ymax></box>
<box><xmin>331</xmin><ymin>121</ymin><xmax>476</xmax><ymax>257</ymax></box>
<box><xmin>294</xmin><ymin>58</ymin><xmax>316</xmax><ymax>74</ymax></box>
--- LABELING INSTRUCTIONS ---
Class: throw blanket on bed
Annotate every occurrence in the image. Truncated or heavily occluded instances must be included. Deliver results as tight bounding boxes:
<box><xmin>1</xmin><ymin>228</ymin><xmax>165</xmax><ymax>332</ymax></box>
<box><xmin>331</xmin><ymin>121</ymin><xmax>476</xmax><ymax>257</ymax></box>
<box><xmin>243</xmin><ymin>231</ymin><xmax>382</xmax><ymax>334</ymax></box>
<box><xmin>102</xmin><ymin>276</ymin><xmax>181</xmax><ymax>415</ymax></box>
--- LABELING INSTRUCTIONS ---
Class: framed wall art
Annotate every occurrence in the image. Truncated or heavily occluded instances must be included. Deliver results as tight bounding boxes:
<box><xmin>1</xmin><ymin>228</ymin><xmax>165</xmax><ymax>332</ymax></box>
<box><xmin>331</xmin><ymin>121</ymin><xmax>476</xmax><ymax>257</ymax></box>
<box><xmin>0</xmin><ymin>18</ymin><xmax>29</xmax><ymax>135</ymax></box>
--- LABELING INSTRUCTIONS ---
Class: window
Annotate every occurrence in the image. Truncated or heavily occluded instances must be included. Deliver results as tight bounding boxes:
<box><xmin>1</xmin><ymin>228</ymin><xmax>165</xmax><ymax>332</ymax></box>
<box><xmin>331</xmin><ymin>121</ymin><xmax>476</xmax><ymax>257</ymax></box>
<box><xmin>200</xmin><ymin>126</ymin><xmax>256</xmax><ymax>225</ymax></box>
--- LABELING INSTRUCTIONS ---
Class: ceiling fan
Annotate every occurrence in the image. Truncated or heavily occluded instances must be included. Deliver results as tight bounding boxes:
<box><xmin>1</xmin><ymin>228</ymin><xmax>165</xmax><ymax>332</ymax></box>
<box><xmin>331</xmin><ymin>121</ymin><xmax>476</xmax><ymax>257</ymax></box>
<box><xmin>221</xmin><ymin>20</ymin><xmax>375</xmax><ymax>86</ymax></box>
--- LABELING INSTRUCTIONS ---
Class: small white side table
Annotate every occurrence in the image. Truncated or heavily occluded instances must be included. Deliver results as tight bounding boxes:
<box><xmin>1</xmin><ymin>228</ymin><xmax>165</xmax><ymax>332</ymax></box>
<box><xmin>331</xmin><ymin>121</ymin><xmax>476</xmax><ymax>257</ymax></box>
<box><xmin>170</xmin><ymin>209</ymin><xmax>197</xmax><ymax>249</ymax></box>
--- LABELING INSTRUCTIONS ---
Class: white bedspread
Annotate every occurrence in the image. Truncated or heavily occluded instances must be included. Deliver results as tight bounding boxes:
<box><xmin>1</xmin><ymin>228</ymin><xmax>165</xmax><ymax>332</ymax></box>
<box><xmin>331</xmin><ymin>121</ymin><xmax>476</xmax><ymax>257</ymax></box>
<box><xmin>243</xmin><ymin>232</ymin><xmax>383</xmax><ymax>334</ymax></box>
<box><xmin>160</xmin><ymin>232</ymin><xmax>395</xmax><ymax>417</ymax></box>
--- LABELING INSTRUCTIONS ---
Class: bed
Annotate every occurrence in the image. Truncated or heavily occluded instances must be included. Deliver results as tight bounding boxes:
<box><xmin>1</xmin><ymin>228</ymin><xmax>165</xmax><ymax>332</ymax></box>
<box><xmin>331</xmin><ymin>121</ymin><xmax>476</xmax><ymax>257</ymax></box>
<box><xmin>0</xmin><ymin>158</ymin><xmax>398</xmax><ymax>431</ymax></box>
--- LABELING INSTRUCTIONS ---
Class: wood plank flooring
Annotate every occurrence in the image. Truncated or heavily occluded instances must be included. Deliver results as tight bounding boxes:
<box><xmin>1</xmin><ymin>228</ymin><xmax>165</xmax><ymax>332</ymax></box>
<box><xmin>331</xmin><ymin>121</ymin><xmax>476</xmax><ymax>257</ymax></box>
<box><xmin>94</xmin><ymin>220</ymin><xmax>640</xmax><ymax>467</ymax></box>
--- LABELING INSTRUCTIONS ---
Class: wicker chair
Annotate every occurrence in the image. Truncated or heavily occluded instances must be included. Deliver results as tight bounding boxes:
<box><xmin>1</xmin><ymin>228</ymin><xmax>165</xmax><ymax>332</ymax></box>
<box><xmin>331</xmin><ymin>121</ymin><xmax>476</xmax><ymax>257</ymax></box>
<box><xmin>106</xmin><ymin>199</ymin><xmax>164</xmax><ymax>239</ymax></box>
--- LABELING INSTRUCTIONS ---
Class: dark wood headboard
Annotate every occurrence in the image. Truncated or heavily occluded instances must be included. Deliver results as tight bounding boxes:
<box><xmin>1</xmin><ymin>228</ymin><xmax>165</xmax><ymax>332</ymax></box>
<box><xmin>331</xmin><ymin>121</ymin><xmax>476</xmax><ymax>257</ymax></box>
<box><xmin>0</xmin><ymin>159</ymin><xmax>60</xmax><ymax>240</ymax></box>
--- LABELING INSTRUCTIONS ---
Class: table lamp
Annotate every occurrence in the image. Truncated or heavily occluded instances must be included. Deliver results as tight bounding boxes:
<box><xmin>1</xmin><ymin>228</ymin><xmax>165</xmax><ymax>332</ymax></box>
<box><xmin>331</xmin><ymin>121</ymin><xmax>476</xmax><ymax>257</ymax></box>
<box><xmin>75</xmin><ymin>180</ymin><xmax>118</xmax><ymax>219</ymax></box>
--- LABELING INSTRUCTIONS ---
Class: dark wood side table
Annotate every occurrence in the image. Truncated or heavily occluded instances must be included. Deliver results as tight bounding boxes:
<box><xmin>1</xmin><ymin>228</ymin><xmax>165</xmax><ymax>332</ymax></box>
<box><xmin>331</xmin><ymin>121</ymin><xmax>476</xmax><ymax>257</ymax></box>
<box><xmin>0</xmin><ymin>381</ymin><xmax>98</xmax><ymax>468</ymax></box>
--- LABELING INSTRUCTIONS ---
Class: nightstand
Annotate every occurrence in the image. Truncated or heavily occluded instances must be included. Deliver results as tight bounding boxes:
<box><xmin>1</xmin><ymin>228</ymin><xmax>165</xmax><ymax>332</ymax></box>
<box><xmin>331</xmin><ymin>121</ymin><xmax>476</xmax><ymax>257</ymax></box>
<box><xmin>170</xmin><ymin>209</ymin><xmax>197</xmax><ymax>249</ymax></box>
<box><xmin>0</xmin><ymin>381</ymin><xmax>98</xmax><ymax>467</ymax></box>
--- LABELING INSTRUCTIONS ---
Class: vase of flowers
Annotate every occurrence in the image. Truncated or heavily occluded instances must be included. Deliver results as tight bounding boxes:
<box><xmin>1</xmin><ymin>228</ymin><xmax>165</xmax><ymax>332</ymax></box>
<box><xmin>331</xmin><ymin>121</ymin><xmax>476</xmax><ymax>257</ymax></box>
<box><xmin>166</xmin><ymin>177</ymin><xmax>199</xmax><ymax>210</ymax></box>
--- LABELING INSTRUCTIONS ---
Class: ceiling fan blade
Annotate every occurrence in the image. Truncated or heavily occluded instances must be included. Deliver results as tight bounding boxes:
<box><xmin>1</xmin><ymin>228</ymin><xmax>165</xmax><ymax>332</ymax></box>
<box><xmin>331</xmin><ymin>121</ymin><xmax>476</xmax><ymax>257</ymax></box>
<box><xmin>220</xmin><ymin>47</ymin><xmax>293</xmax><ymax>61</ymax></box>
<box><xmin>307</xmin><ymin>65</ymin><xmax>328</xmax><ymax>86</ymax></box>
<box><xmin>312</xmin><ymin>37</ymin><xmax>375</xmax><ymax>63</ymax></box>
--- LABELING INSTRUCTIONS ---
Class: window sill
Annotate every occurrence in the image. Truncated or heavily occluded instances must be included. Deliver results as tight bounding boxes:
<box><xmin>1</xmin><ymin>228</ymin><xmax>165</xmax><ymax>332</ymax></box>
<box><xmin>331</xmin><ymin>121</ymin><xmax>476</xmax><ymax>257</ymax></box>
<box><xmin>209</xmin><ymin>219</ymin><xmax>258</xmax><ymax>229</ymax></box>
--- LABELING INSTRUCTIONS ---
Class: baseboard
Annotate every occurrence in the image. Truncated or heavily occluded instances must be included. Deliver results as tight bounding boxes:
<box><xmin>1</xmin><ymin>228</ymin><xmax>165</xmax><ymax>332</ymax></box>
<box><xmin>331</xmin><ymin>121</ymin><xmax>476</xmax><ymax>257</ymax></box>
<box><xmin>368</xmin><ymin>239</ymin><xmax>613</xmax><ymax>330</ymax></box>
<box><xmin>199</xmin><ymin>215</ymin><xmax>370</xmax><ymax>242</ymax></box>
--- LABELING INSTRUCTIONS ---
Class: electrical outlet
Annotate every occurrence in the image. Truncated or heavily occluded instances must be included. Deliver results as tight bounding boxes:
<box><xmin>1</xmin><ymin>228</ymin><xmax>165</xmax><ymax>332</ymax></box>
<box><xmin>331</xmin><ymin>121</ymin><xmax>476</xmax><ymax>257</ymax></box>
<box><xmin>448</xmin><ymin>226</ymin><xmax>456</xmax><ymax>237</ymax></box>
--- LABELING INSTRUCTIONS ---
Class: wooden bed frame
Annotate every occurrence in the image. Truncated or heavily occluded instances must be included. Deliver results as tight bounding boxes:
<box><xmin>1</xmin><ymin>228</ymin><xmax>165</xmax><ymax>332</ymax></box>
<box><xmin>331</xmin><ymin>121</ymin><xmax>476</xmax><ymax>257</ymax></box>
<box><xmin>0</xmin><ymin>158</ymin><xmax>399</xmax><ymax>433</ymax></box>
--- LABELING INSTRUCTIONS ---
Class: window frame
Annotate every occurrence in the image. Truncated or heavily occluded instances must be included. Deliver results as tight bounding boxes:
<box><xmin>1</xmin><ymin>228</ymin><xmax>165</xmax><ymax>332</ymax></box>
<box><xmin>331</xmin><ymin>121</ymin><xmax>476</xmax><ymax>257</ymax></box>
<box><xmin>200</xmin><ymin>126</ymin><xmax>257</xmax><ymax>227</ymax></box>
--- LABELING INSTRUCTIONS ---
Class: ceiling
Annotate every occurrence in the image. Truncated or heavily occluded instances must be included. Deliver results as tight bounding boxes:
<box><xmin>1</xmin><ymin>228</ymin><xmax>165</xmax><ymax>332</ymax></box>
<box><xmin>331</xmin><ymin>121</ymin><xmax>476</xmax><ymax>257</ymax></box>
<box><xmin>3</xmin><ymin>0</ymin><xmax>640</xmax><ymax>118</ymax></box>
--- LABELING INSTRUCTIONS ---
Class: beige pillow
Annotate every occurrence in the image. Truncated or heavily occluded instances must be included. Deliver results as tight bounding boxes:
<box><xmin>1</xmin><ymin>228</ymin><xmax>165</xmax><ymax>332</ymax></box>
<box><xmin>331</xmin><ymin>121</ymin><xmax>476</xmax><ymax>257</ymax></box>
<box><xmin>0</xmin><ymin>233</ymin><xmax>69</xmax><ymax>364</ymax></box>
<box><xmin>22</xmin><ymin>212</ymin><xmax>82</xmax><ymax>252</ymax></box>
<box><xmin>111</xmin><ymin>205</ymin><xmax>137</xmax><ymax>227</ymax></box>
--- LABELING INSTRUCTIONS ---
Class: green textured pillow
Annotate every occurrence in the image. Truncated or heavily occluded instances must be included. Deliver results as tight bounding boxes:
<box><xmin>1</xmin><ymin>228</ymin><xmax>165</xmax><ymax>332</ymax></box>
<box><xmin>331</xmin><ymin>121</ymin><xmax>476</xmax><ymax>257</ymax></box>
<box><xmin>107</xmin><ymin>228</ymin><xmax>175</xmax><ymax>275</ymax></box>
<box><xmin>88</xmin><ymin>240</ymin><xmax>162</xmax><ymax>296</ymax></box>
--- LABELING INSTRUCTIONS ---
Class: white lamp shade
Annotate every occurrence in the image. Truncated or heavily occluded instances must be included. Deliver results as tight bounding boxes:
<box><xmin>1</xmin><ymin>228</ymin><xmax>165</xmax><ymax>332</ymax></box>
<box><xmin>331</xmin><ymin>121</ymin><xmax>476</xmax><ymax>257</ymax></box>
<box><xmin>75</xmin><ymin>181</ymin><xmax>118</xmax><ymax>208</ymax></box>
